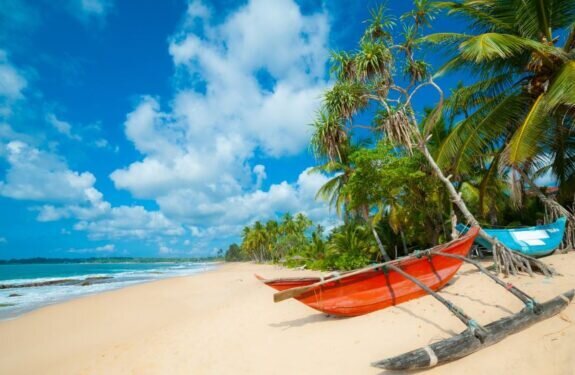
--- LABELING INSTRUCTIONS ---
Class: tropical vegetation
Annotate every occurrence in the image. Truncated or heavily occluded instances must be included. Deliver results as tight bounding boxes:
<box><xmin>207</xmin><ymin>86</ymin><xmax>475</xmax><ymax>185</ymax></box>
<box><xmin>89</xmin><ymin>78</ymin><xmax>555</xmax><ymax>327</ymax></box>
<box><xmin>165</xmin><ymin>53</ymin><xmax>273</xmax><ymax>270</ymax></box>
<box><xmin>226</xmin><ymin>0</ymin><xmax>574</xmax><ymax>273</ymax></box>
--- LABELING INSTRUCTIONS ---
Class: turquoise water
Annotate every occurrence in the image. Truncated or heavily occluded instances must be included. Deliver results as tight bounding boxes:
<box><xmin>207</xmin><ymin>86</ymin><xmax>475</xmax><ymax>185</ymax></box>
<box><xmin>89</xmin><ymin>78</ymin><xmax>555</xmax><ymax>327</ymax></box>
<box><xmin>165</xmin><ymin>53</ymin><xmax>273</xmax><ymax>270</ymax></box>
<box><xmin>0</xmin><ymin>262</ymin><xmax>215</xmax><ymax>320</ymax></box>
<box><xmin>0</xmin><ymin>263</ymin><xmax>203</xmax><ymax>281</ymax></box>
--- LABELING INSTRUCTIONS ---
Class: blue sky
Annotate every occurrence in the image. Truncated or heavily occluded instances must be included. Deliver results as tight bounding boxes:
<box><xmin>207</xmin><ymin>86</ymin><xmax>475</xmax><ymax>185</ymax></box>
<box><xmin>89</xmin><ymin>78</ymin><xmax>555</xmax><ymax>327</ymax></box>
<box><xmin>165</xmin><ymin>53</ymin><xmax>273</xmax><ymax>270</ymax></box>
<box><xmin>0</xmin><ymin>0</ymin><xmax>466</xmax><ymax>259</ymax></box>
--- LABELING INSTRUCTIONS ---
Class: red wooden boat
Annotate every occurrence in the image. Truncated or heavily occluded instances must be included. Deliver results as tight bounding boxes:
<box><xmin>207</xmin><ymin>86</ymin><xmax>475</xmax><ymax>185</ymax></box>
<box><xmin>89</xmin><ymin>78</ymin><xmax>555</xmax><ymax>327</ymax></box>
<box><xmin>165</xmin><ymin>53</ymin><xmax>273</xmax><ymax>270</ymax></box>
<box><xmin>256</xmin><ymin>227</ymin><xmax>479</xmax><ymax>317</ymax></box>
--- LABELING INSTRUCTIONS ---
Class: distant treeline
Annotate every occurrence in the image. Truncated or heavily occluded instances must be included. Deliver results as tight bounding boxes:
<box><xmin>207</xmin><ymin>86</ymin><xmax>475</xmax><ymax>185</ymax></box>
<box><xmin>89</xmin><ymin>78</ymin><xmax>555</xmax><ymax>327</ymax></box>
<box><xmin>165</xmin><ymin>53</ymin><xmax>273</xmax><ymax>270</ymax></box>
<box><xmin>0</xmin><ymin>257</ymin><xmax>222</xmax><ymax>265</ymax></box>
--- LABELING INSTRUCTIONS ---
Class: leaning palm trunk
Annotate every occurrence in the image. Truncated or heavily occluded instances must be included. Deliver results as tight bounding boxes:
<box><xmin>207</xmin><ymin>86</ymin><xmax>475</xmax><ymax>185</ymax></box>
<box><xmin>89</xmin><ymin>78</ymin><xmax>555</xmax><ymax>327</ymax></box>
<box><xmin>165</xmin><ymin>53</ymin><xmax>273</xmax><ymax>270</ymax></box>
<box><xmin>516</xmin><ymin>168</ymin><xmax>575</xmax><ymax>251</ymax></box>
<box><xmin>418</xmin><ymin>142</ymin><xmax>556</xmax><ymax>276</ymax></box>
<box><xmin>360</xmin><ymin>204</ymin><xmax>392</xmax><ymax>262</ymax></box>
<box><xmin>313</xmin><ymin>8</ymin><xmax>557</xmax><ymax>276</ymax></box>
<box><xmin>371</xmin><ymin>226</ymin><xmax>392</xmax><ymax>262</ymax></box>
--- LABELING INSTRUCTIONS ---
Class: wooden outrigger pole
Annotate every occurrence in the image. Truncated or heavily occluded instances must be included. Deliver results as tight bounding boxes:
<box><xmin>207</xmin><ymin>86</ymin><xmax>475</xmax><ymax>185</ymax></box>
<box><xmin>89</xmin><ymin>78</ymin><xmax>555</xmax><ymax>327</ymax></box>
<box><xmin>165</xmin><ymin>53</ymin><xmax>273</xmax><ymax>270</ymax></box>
<box><xmin>384</xmin><ymin>263</ymin><xmax>488</xmax><ymax>339</ymax></box>
<box><xmin>430</xmin><ymin>251</ymin><xmax>539</xmax><ymax>310</ymax></box>
<box><xmin>372</xmin><ymin>251</ymin><xmax>574</xmax><ymax>370</ymax></box>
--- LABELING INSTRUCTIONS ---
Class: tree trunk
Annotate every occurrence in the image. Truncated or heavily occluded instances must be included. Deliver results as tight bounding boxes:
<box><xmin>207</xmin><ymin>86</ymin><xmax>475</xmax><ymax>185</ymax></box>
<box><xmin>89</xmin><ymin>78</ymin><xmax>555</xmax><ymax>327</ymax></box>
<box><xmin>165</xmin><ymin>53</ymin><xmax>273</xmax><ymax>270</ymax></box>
<box><xmin>400</xmin><ymin>230</ymin><xmax>409</xmax><ymax>256</ymax></box>
<box><xmin>516</xmin><ymin>168</ymin><xmax>575</xmax><ymax>251</ymax></box>
<box><xmin>372</xmin><ymin>226</ymin><xmax>392</xmax><ymax>262</ymax></box>
<box><xmin>417</xmin><ymin>143</ymin><xmax>556</xmax><ymax>276</ymax></box>
<box><xmin>361</xmin><ymin>204</ymin><xmax>392</xmax><ymax>262</ymax></box>
<box><xmin>450</xmin><ymin>207</ymin><xmax>458</xmax><ymax>240</ymax></box>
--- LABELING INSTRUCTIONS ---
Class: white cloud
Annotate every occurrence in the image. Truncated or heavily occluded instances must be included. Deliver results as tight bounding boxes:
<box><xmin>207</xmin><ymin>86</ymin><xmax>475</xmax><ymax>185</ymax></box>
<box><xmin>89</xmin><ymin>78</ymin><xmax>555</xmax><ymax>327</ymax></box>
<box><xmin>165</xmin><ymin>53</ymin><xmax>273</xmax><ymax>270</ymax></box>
<box><xmin>186</xmin><ymin>0</ymin><xmax>210</xmax><ymax>20</ymax></box>
<box><xmin>0</xmin><ymin>0</ymin><xmax>338</xmax><ymax>255</ymax></box>
<box><xmin>100</xmin><ymin>0</ymin><xmax>342</xmax><ymax>253</ymax></box>
<box><xmin>46</xmin><ymin>113</ymin><xmax>82</xmax><ymax>141</ymax></box>
<box><xmin>0</xmin><ymin>51</ymin><xmax>27</xmax><ymax>99</ymax></box>
<box><xmin>0</xmin><ymin>141</ymin><xmax>98</xmax><ymax>202</ymax></box>
<box><xmin>78</xmin><ymin>0</ymin><xmax>111</xmax><ymax>15</ymax></box>
<box><xmin>74</xmin><ymin>205</ymin><xmax>184</xmax><ymax>240</ymax></box>
<box><xmin>253</xmin><ymin>164</ymin><xmax>266</xmax><ymax>189</ymax></box>
<box><xmin>0</xmin><ymin>140</ymin><xmax>112</xmax><ymax>221</ymax></box>
<box><xmin>0</xmin><ymin>50</ymin><xmax>27</xmax><ymax>115</ymax></box>
<box><xmin>68</xmin><ymin>243</ymin><xmax>115</xmax><ymax>253</ymax></box>
<box><xmin>67</xmin><ymin>0</ymin><xmax>113</xmax><ymax>22</ymax></box>
<box><xmin>163</xmin><ymin>168</ymin><xmax>337</xmax><ymax>250</ymax></box>
<box><xmin>94</xmin><ymin>138</ymin><xmax>108</xmax><ymax>148</ymax></box>
<box><xmin>0</xmin><ymin>140</ymin><xmax>183</xmax><ymax>242</ymax></box>
<box><xmin>159</xmin><ymin>244</ymin><xmax>175</xmax><ymax>255</ymax></box>
<box><xmin>111</xmin><ymin>0</ymin><xmax>331</xmax><ymax>242</ymax></box>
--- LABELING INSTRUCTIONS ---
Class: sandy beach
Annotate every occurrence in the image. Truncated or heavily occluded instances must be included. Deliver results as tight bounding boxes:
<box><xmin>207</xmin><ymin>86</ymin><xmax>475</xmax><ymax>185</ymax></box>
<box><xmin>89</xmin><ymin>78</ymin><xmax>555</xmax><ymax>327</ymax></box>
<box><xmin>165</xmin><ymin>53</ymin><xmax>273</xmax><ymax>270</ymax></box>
<box><xmin>1</xmin><ymin>254</ymin><xmax>574</xmax><ymax>375</ymax></box>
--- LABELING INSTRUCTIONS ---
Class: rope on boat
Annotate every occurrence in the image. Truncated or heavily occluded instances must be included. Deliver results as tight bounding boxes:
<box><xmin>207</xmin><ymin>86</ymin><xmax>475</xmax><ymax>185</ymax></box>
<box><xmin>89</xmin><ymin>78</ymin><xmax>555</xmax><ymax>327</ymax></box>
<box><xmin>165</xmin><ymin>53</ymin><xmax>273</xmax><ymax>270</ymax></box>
<box><xmin>423</xmin><ymin>346</ymin><xmax>438</xmax><ymax>367</ymax></box>
<box><xmin>559</xmin><ymin>294</ymin><xmax>571</xmax><ymax>304</ymax></box>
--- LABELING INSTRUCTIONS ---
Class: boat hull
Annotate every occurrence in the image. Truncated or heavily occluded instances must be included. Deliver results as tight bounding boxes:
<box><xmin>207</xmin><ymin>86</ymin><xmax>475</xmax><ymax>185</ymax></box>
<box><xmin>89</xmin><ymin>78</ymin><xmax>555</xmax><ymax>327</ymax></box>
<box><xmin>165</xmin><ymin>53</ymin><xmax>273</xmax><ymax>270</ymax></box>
<box><xmin>457</xmin><ymin>217</ymin><xmax>566</xmax><ymax>257</ymax></box>
<box><xmin>258</xmin><ymin>228</ymin><xmax>479</xmax><ymax>317</ymax></box>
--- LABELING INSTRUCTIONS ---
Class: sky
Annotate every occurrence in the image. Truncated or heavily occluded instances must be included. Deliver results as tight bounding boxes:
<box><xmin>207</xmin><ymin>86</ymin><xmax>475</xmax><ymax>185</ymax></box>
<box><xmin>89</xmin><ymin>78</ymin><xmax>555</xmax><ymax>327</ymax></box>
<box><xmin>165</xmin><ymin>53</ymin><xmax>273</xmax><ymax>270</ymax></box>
<box><xmin>0</xmin><ymin>0</ymin><xmax>467</xmax><ymax>259</ymax></box>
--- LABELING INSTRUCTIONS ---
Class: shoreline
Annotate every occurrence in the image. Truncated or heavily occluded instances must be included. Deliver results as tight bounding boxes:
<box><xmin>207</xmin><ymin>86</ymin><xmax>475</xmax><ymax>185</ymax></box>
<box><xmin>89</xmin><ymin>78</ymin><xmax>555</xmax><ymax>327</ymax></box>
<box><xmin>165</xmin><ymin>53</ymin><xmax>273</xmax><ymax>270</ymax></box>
<box><xmin>0</xmin><ymin>262</ymin><xmax>218</xmax><ymax>321</ymax></box>
<box><xmin>1</xmin><ymin>256</ymin><xmax>574</xmax><ymax>374</ymax></box>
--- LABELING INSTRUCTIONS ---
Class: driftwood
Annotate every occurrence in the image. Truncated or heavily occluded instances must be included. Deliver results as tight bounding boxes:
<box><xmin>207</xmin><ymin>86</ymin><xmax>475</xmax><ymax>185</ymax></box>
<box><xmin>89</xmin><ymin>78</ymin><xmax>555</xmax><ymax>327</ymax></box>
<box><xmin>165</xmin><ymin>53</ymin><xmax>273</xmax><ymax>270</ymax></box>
<box><xmin>372</xmin><ymin>289</ymin><xmax>574</xmax><ymax>371</ymax></box>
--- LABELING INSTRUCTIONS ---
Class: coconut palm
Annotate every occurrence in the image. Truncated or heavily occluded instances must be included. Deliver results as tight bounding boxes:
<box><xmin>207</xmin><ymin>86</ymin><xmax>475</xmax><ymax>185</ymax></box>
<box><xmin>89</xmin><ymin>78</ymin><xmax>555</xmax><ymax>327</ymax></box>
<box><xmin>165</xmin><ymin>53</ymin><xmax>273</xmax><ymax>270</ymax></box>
<box><xmin>312</xmin><ymin>3</ymin><xmax>554</xmax><ymax>275</ymax></box>
<box><xmin>427</xmin><ymin>0</ymin><xmax>575</xmax><ymax>218</ymax></box>
<box><xmin>241</xmin><ymin>221</ymin><xmax>269</xmax><ymax>263</ymax></box>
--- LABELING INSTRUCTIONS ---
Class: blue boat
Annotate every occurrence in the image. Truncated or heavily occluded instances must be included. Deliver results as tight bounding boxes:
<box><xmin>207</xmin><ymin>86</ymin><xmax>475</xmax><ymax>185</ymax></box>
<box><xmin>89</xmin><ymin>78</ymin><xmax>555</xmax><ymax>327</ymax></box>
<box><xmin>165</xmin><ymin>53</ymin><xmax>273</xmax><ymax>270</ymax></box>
<box><xmin>456</xmin><ymin>217</ymin><xmax>566</xmax><ymax>257</ymax></box>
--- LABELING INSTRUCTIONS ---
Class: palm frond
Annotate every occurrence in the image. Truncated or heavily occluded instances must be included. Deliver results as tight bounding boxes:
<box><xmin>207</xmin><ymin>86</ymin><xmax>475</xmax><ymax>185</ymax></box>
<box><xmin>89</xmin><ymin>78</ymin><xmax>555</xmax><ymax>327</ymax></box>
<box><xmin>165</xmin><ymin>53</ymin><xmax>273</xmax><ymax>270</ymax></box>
<box><xmin>458</xmin><ymin>33</ymin><xmax>562</xmax><ymax>62</ymax></box>
<box><xmin>310</xmin><ymin>108</ymin><xmax>348</xmax><ymax>161</ymax></box>
<box><xmin>444</xmin><ymin>73</ymin><xmax>516</xmax><ymax>120</ymax></box>
<box><xmin>545</xmin><ymin>61</ymin><xmax>575</xmax><ymax>109</ymax></box>
<box><xmin>324</xmin><ymin>81</ymin><xmax>369</xmax><ymax>120</ymax></box>
<box><xmin>433</xmin><ymin>1</ymin><xmax>515</xmax><ymax>32</ymax></box>
<box><xmin>503</xmin><ymin>94</ymin><xmax>551</xmax><ymax>166</ymax></box>
<box><xmin>515</xmin><ymin>0</ymin><xmax>552</xmax><ymax>39</ymax></box>
<box><xmin>420</xmin><ymin>32</ymin><xmax>471</xmax><ymax>45</ymax></box>
<box><xmin>314</xmin><ymin>174</ymin><xmax>346</xmax><ymax>216</ymax></box>
<box><xmin>478</xmin><ymin>150</ymin><xmax>503</xmax><ymax>217</ymax></box>
<box><xmin>355</xmin><ymin>40</ymin><xmax>392</xmax><ymax>82</ymax></box>
<box><xmin>437</xmin><ymin>93</ymin><xmax>528</xmax><ymax>173</ymax></box>
<box><xmin>547</xmin><ymin>0</ymin><xmax>575</xmax><ymax>32</ymax></box>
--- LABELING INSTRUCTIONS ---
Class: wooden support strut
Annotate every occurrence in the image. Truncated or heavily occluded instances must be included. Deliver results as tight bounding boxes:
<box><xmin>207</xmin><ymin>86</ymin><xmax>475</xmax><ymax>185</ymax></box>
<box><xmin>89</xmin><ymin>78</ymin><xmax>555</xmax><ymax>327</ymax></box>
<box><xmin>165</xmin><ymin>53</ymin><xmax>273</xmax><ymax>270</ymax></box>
<box><xmin>384</xmin><ymin>263</ymin><xmax>487</xmax><ymax>340</ymax></box>
<box><xmin>430</xmin><ymin>251</ymin><xmax>539</xmax><ymax>312</ymax></box>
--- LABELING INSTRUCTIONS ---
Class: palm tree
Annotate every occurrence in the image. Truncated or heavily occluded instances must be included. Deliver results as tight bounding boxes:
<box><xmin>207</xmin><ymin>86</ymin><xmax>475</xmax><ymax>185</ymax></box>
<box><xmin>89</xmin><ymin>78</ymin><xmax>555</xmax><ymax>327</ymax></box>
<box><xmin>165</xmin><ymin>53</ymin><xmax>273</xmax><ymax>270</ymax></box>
<box><xmin>241</xmin><ymin>221</ymin><xmax>269</xmax><ymax>263</ymax></box>
<box><xmin>427</xmin><ymin>0</ymin><xmax>575</xmax><ymax>241</ymax></box>
<box><xmin>312</xmin><ymin>3</ymin><xmax>553</xmax><ymax>275</ymax></box>
<box><xmin>265</xmin><ymin>220</ymin><xmax>280</xmax><ymax>261</ymax></box>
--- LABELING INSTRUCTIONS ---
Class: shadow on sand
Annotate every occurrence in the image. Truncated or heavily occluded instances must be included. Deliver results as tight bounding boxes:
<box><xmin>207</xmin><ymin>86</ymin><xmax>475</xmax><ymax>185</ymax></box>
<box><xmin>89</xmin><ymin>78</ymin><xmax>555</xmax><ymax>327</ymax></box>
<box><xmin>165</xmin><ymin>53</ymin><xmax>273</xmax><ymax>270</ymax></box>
<box><xmin>269</xmin><ymin>313</ymin><xmax>346</xmax><ymax>329</ymax></box>
<box><xmin>394</xmin><ymin>305</ymin><xmax>458</xmax><ymax>336</ymax></box>
<box><xmin>441</xmin><ymin>290</ymin><xmax>514</xmax><ymax>315</ymax></box>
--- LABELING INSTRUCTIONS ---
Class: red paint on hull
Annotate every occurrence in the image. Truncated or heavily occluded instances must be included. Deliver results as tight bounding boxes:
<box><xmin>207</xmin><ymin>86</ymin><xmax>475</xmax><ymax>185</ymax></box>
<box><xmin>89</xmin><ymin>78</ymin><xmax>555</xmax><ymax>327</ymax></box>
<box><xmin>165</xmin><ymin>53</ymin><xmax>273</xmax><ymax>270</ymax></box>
<box><xmin>258</xmin><ymin>227</ymin><xmax>479</xmax><ymax>317</ymax></box>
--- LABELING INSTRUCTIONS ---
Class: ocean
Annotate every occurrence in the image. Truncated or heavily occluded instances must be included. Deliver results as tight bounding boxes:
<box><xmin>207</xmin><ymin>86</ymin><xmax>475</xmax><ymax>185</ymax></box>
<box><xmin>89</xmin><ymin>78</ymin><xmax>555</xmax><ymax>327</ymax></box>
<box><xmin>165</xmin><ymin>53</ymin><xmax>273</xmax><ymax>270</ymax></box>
<box><xmin>0</xmin><ymin>262</ymin><xmax>216</xmax><ymax>320</ymax></box>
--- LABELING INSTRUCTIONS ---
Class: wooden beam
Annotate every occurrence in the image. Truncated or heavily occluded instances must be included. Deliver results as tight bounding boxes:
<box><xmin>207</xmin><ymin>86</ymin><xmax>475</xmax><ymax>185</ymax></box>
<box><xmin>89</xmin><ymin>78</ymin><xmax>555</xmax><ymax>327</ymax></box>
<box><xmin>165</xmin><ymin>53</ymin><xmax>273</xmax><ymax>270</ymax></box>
<box><xmin>386</xmin><ymin>263</ymin><xmax>485</xmax><ymax>334</ymax></box>
<box><xmin>373</xmin><ymin>290</ymin><xmax>574</xmax><ymax>371</ymax></box>
<box><xmin>430</xmin><ymin>251</ymin><xmax>537</xmax><ymax>309</ymax></box>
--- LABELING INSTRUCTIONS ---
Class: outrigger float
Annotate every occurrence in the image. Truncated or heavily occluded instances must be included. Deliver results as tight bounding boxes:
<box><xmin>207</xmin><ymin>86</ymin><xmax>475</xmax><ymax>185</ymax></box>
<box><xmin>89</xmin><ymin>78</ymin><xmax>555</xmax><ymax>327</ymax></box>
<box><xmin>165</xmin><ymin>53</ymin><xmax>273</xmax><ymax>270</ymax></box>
<box><xmin>257</xmin><ymin>225</ymin><xmax>573</xmax><ymax>370</ymax></box>
<box><xmin>373</xmin><ymin>289</ymin><xmax>574</xmax><ymax>370</ymax></box>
